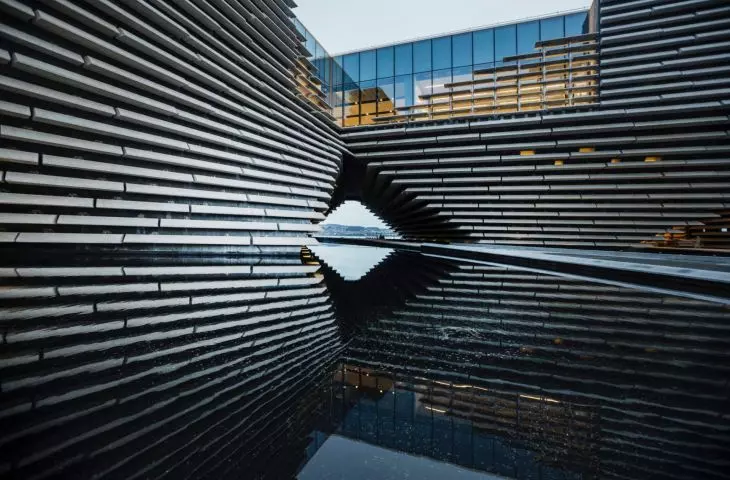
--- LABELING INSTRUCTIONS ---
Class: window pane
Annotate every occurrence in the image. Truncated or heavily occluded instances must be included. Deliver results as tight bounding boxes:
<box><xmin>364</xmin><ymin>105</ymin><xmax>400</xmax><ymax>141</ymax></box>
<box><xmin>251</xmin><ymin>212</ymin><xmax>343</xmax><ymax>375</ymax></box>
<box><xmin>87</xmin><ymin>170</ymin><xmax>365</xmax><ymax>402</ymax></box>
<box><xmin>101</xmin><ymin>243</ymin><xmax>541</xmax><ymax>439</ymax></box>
<box><xmin>432</xmin><ymin>68</ymin><xmax>451</xmax><ymax>96</ymax></box>
<box><xmin>517</xmin><ymin>21</ymin><xmax>540</xmax><ymax>54</ymax></box>
<box><xmin>473</xmin><ymin>29</ymin><xmax>494</xmax><ymax>65</ymax></box>
<box><xmin>333</xmin><ymin>56</ymin><xmax>344</xmax><ymax>86</ymax></box>
<box><xmin>414</xmin><ymin>71</ymin><xmax>432</xmax><ymax>105</ymax></box>
<box><xmin>395</xmin><ymin>74</ymin><xmax>413</xmax><ymax>109</ymax></box>
<box><xmin>494</xmin><ymin>25</ymin><xmax>516</xmax><ymax>63</ymax></box>
<box><xmin>360</xmin><ymin>50</ymin><xmax>376</xmax><ymax>81</ymax></box>
<box><xmin>377</xmin><ymin>47</ymin><xmax>394</xmax><ymax>79</ymax></box>
<box><xmin>343</xmin><ymin>82</ymin><xmax>360</xmax><ymax>126</ymax></box>
<box><xmin>377</xmin><ymin>77</ymin><xmax>395</xmax><ymax>114</ymax></box>
<box><xmin>395</xmin><ymin>44</ymin><xmax>413</xmax><ymax>76</ymax></box>
<box><xmin>452</xmin><ymin>33</ymin><xmax>472</xmax><ymax>68</ymax></box>
<box><xmin>305</xmin><ymin>31</ymin><xmax>316</xmax><ymax>59</ymax></box>
<box><xmin>540</xmin><ymin>16</ymin><xmax>564</xmax><ymax>41</ymax></box>
<box><xmin>413</xmin><ymin>40</ymin><xmax>432</xmax><ymax>73</ymax></box>
<box><xmin>359</xmin><ymin>80</ymin><xmax>377</xmax><ymax>123</ymax></box>
<box><xmin>565</xmin><ymin>12</ymin><xmax>588</xmax><ymax>36</ymax></box>
<box><xmin>432</xmin><ymin>36</ymin><xmax>452</xmax><ymax>70</ymax></box>
<box><xmin>451</xmin><ymin>66</ymin><xmax>473</xmax><ymax>107</ymax></box>
<box><xmin>343</xmin><ymin>53</ymin><xmax>359</xmax><ymax>83</ymax></box>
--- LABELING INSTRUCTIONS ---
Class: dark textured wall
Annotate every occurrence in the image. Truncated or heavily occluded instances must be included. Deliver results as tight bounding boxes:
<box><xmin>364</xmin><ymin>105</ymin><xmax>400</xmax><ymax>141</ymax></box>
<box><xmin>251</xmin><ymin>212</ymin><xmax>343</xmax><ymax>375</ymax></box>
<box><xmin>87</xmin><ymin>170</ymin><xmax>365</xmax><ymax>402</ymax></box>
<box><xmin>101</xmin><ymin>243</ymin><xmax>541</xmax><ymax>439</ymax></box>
<box><xmin>344</xmin><ymin>0</ymin><xmax>730</xmax><ymax>249</ymax></box>
<box><xmin>0</xmin><ymin>0</ymin><xmax>344</xmax><ymax>255</ymax></box>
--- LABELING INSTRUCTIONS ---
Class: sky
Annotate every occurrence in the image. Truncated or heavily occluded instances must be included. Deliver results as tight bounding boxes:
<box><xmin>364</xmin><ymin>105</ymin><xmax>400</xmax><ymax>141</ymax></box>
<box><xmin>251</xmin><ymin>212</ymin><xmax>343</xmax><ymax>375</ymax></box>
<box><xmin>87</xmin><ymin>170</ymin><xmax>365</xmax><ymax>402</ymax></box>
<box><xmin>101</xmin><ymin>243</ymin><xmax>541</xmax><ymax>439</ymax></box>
<box><xmin>294</xmin><ymin>0</ymin><xmax>593</xmax><ymax>55</ymax></box>
<box><xmin>323</xmin><ymin>201</ymin><xmax>388</xmax><ymax>228</ymax></box>
<box><xmin>300</xmin><ymin>1</ymin><xmax>592</xmax><ymax>227</ymax></box>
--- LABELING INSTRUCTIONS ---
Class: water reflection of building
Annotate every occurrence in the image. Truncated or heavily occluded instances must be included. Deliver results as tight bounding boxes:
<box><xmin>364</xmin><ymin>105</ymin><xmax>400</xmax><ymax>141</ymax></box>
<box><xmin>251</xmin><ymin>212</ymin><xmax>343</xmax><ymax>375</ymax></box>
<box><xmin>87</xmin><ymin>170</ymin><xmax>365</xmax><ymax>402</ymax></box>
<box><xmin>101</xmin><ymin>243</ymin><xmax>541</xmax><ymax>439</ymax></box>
<box><xmin>0</xmin><ymin>251</ymin><xmax>343</xmax><ymax>479</ymax></box>
<box><xmin>313</xmin><ymin>247</ymin><xmax>730</xmax><ymax>480</ymax></box>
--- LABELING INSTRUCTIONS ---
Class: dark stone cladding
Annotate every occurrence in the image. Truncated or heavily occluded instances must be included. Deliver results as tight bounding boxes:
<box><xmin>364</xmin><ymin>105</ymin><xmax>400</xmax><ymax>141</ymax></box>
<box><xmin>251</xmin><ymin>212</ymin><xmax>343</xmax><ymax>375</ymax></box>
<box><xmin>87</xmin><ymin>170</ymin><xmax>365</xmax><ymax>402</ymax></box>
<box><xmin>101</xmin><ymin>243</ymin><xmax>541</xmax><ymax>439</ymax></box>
<box><xmin>0</xmin><ymin>0</ymin><xmax>344</xmax><ymax>255</ymax></box>
<box><xmin>343</xmin><ymin>0</ymin><xmax>730</xmax><ymax>249</ymax></box>
<box><xmin>0</xmin><ymin>252</ymin><xmax>343</xmax><ymax>478</ymax></box>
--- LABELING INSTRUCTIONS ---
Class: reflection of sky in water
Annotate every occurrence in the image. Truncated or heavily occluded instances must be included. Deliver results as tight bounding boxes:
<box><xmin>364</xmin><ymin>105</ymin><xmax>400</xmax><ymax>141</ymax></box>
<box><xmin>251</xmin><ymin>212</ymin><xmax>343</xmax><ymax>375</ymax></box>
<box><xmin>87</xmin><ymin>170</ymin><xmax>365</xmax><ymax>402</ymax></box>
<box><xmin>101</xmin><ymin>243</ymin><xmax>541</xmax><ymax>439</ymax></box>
<box><xmin>300</xmin><ymin>435</ymin><xmax>505</xmax><ymax>480</ymax></box>
<box><xmin>310</xmin><ymin>245</ymin><xmax>393</xmax><ymax>281</ymax></box>
<box><xmin>1</xmin><ymin>246</ymin><xmax>729</xmax><ymax>479</ymax></box>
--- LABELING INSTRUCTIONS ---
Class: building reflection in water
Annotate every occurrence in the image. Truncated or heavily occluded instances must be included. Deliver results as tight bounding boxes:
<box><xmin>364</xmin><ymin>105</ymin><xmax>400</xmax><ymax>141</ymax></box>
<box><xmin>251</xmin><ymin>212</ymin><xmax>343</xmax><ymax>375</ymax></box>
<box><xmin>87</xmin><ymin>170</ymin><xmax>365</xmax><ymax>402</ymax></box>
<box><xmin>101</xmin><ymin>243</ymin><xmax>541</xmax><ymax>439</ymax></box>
<box><xmin>0</xmin><ymin>249</ymin><xmax>343</xmax><ymax>479</ymax></box>
<box><xmin>1</xmin><ymin>245</ymin><xmax>729</xmax><ymax>479</ymax></box>
<box><xmin>311</xmin><ymin>245</ymin><xmax>730</xmax><ymax>480</ymax></box>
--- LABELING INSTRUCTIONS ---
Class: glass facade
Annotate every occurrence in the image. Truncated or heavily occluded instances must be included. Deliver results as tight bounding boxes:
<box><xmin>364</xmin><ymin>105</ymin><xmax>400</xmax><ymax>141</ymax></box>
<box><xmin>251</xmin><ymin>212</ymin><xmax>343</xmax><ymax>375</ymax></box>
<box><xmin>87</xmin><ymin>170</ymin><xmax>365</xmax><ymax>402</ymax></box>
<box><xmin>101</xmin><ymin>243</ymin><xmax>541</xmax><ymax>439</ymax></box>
<box><xmin>294</xmin><ymin>10</ymin><xmax>595</xmax><ymax>127</ymax></box>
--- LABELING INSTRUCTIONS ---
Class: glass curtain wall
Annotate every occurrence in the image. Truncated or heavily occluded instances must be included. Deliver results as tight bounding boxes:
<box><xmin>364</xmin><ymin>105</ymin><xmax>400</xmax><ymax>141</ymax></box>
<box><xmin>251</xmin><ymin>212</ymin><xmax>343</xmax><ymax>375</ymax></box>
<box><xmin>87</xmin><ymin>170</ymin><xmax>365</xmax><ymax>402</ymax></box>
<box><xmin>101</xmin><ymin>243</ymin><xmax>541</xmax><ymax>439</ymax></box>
<box><xmin>329</xmin><ymin>11</ymin><xmax>591</xmax><ymax>127</ymax></box>
<box><xmin>292</xmin><ymin>18</ymin><xmax>339</xmax><ymax>117</ymax></box>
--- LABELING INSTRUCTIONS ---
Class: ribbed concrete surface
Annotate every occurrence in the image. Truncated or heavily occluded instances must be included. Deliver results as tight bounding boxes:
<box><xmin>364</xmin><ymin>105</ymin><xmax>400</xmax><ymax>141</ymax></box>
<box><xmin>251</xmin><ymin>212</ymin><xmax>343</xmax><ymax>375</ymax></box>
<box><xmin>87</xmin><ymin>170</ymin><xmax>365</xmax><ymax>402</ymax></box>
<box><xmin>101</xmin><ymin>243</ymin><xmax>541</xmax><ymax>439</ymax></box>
<box><xmin>0</xmin><ymin>0</ymin><xmax>343</xmax><ymax>254</ymax></box>
<box><xmin>345</xmin><ymin>0</ymin><xmax>730</xmax><ymax>249</ymax></box>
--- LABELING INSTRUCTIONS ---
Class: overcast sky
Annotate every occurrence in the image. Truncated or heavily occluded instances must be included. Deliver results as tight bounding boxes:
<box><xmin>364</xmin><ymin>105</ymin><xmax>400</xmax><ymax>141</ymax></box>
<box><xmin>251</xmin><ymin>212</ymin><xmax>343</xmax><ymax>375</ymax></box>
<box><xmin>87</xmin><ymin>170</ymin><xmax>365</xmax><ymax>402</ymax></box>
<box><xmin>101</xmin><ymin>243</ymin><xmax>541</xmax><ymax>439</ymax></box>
<box><xmin>323</xmin><ymin>201</ymin><xmax>388</xmax><ymax>228</ymax></box>
<box><xmin>299</xmin><ymin>1</ymin><xmax>592</xmax><ymax>227</ymax></box>
<box><xmin>294</xmin><ymin>0</ymin><xmax>592</xmax><ymax>54</ymax></box>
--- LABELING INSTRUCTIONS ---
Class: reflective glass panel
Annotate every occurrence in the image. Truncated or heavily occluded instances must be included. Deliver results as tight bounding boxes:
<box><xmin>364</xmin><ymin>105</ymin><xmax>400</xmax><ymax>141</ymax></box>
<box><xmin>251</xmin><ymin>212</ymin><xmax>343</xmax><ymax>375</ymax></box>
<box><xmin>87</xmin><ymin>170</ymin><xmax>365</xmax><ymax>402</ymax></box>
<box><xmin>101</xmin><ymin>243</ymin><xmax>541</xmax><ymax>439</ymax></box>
<box><xmin>473</xmin><ymin>29</ymin><xmax>494</xmax><ymax>65</ymax></box>
<box><xmin>394</xmin><ymin>44</ymin><xmax>413</xmax><ymax>76</ymax></box>
<box><xmin>360</xmin><ymin>50</ymin><xmax>376</xmax><ymax>81</ymax></box>
<box><xmin>517</xmin><ymin>21</ymin><xmax>540</xmax><ymax>54</ymax></box>
<box><xmin>359</xmin><ymin>79</ymin><xmax>377</xmax><ymax>121</ymax></box>
<box><xmin>432</xmin><ymin>36</ymin><xmax>452</xmax><ymax>70</ymax></box>
<box><xmin>343</xmin><ymin>82</ymin><xmax>360</xmax><ymax>126</ymax></box>
<box><xmin>494</xmin><ymin>25</ymin><xmax>517</xmax><ymax>63</ymax></box>
<box><xmin>540</xmin><ymin>15</ymin><xmax>565</xmax><ymax>41</ymax></box>
<box><xmin>377</xmin><ymin>77</ymin><xmax>395</xmax><ymax>114</ymax></box>
<box><xmin>565</xmin><ymin>12</ymin><xmax>588</xmax><ymax>36</ymax></box>
<box><xmin>394</xmin><ymin>74</ymin><xmax>414</xmax><ymax>109</ymax></box>
<box><xmin>413</xmin><ymin>71</ymin><xmax>432</xmax><ymax>105</ymax></box>
<box><xmin>432</xmin><ymin>68</ymin><xmax>452</xmax><ymax>96</ymax></box>
<box><xmin>305</xmin><ymin>31</ymin><xmax>316</xmax><ymax>59</ymax></box>
<box><xmin>377</xmin><ymin>47</ymin><xmax>394</xmax><ymax>79</ymax></box>
<box><xmin>452</xmin><ymin>32</ymin><xmax>472</xmax><ymax>68</ymax></box>
<box><xmin>343</xmin><ymin>53</ymin><xmax>359</xmax><ymax>83</ymax></box>
<box><xmin>451</xmin><ymin>66</ymin><xmax>473</xmax><ymax>107</ymax></box>
<box><xmin>413</xmin><ymin>40</ymin><xmax>432</xmax><ymax>73</ymax></box>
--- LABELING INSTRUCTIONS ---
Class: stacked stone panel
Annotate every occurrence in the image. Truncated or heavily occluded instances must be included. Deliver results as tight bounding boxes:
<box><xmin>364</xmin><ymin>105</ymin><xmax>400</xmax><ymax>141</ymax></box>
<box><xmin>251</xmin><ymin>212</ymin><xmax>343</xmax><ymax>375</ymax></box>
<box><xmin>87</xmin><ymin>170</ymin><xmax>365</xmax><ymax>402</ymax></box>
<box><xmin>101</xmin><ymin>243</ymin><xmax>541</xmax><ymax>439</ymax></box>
<box><xmin>345</xmin><ymin>0</ymin><xmax>730</xmax><ymax>249</ymax></box>
<box><xmin>0</xmin><ymin>0</ymin><xmax>344</xmax><ymax>254</ymax></box>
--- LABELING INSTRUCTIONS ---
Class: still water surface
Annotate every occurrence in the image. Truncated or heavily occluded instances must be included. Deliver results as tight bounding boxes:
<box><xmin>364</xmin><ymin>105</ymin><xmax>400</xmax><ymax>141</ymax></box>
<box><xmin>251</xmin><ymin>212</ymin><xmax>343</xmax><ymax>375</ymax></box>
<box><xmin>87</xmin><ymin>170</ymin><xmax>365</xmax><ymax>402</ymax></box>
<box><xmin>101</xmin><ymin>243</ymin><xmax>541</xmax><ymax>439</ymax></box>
<box><xmin>1</xmin><ymin>245</ymin><xmax>728</xmax><ymax>479</ymax></box>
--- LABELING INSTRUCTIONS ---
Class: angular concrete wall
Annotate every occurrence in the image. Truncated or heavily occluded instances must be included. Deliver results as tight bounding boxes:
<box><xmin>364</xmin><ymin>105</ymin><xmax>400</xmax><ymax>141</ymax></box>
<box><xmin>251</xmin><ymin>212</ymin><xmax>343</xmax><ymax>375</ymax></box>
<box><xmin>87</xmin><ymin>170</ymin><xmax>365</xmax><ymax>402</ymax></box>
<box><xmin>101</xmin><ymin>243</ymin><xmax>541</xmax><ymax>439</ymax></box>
<box><xmin>346</xmin><ymin>0</ymin><xmax>730</xmax><ymax>249</ymax></box>
<box><xmin>0</xmin><ymin>0</ymin><xmax>343</xmax><ymax>254</ymax></box>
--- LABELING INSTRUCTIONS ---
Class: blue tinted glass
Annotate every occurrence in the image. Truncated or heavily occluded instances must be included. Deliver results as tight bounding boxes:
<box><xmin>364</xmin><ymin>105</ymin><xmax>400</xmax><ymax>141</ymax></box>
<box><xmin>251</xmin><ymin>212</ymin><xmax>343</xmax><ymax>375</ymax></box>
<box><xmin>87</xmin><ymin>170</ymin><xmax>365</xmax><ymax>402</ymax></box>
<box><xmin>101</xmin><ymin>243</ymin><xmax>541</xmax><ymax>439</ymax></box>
<box><xmin>413</xmin><ymin>40</ymin><xmax>432</xmax><ymax>73</ymax></box>
<box><xmin>305</xmin><ymin>31</ymin><xmax>316</xmax><ymax>59</ymax></box>
<box><xmin>494</xmin><ymin>25</ymin><xmax>516</xmax><ymax>62</ymax></box>
<box><xmin>377</xmin><ymin>77</ymin><xmax>395</xmax><ymax>114</ymax></box>
<box><xmin>432</xmin><ymin>37</ymin><xmax>452</xmax><ymax>70</ymax></box>
<box><xmin>333</xmin><ymin>56</ymin><xmax>344</xmax><ymax>86</ymax></box>
<box><xmin>413</xmin><ymin>71</ymin><xmax>432</xmax><ymax>105</ymax></box>
<box><xmin>359</xmin><ymin>80</ymin><xmax>377</xmax><ymax>116</ymax></box>
<box><xmin>343</xmin><ymin>53</ymin><xmax>359</xmax><ymax>83</ymax></box>
<box><xmin>432</xmin><ymin>68</ymin><xmax>451</xmax><ymax>95</ymax></box>
<box><xmin>565</xmin><ymin>12</ymin><xmax>588</xmax><ymax>36</ymax></box>
<box><xmin>360</xmin><ymin>50</ymin><xmax>376</xmax><ymax>81</ymax></box>
<box><xmin>540</xmin><ymin>16</ymin><xmax>564</xmax><ymax>41</ymax></box>
<box><xmin>395</xmin><ymin>74</ymin><xmax>413</xmax><ymax>108</ymax></box>
<box><xmin>452</xmin><ymin>33</ymin><xmax>472</xmax><ymax>68</ymax></box>
<box><xmin>293</xmin><ymin>18</ymin><xmax>305</xmax><ymax>37</ymax></box>
<box><xmin>473</xmin><ymin>29</ymin><xmax>494</xmax><ymax>65</ymax></box>
<box><xmin>394</xmin><ymin>44</ymin><xmax>412</xmax><ymax>76</ymax></box>
<box><xmin>517</xmin><ymin>21</ymin><xmax>540</xmax><ymax>54</ymax></box>
<box><xmin>377</xmin><ymin>47</ymin><xmax>394</xmax><ymax>79</ymax></box>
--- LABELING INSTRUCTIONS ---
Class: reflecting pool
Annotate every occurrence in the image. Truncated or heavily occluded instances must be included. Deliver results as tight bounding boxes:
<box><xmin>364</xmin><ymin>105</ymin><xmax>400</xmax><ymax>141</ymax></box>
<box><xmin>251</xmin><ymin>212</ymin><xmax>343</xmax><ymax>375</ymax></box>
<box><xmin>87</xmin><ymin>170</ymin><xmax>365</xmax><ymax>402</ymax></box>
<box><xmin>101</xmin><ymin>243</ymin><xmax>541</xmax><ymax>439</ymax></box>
<box><xmin>1</xmin><ymin>245</ymin><xmax>729</xmax><ymax>479</ymax></box>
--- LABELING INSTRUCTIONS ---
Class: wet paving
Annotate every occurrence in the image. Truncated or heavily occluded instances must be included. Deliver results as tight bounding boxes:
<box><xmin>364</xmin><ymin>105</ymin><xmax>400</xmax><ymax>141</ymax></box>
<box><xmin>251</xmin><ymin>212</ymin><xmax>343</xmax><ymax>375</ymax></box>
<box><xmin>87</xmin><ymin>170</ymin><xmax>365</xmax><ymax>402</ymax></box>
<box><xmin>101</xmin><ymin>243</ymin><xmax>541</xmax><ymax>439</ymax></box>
<box><xmin>1</xmin><ymin>245</ymin><xmax>729</xmax><ymax>479</ymax></box>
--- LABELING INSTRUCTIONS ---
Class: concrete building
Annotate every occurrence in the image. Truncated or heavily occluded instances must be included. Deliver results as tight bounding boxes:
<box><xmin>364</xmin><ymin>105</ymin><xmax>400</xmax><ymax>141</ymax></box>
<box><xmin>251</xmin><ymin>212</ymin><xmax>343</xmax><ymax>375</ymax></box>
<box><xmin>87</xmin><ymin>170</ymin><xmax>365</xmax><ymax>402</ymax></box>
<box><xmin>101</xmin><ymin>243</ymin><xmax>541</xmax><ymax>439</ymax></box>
<box><xmin>1</xmin><ymin>0</ymin><xmax>729</xmax><ymax>253</ymax></box>
<box><xmin>0</xmin><ymin>0</ymin><xmax>343</xmax><ymax>255</ymax></box>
